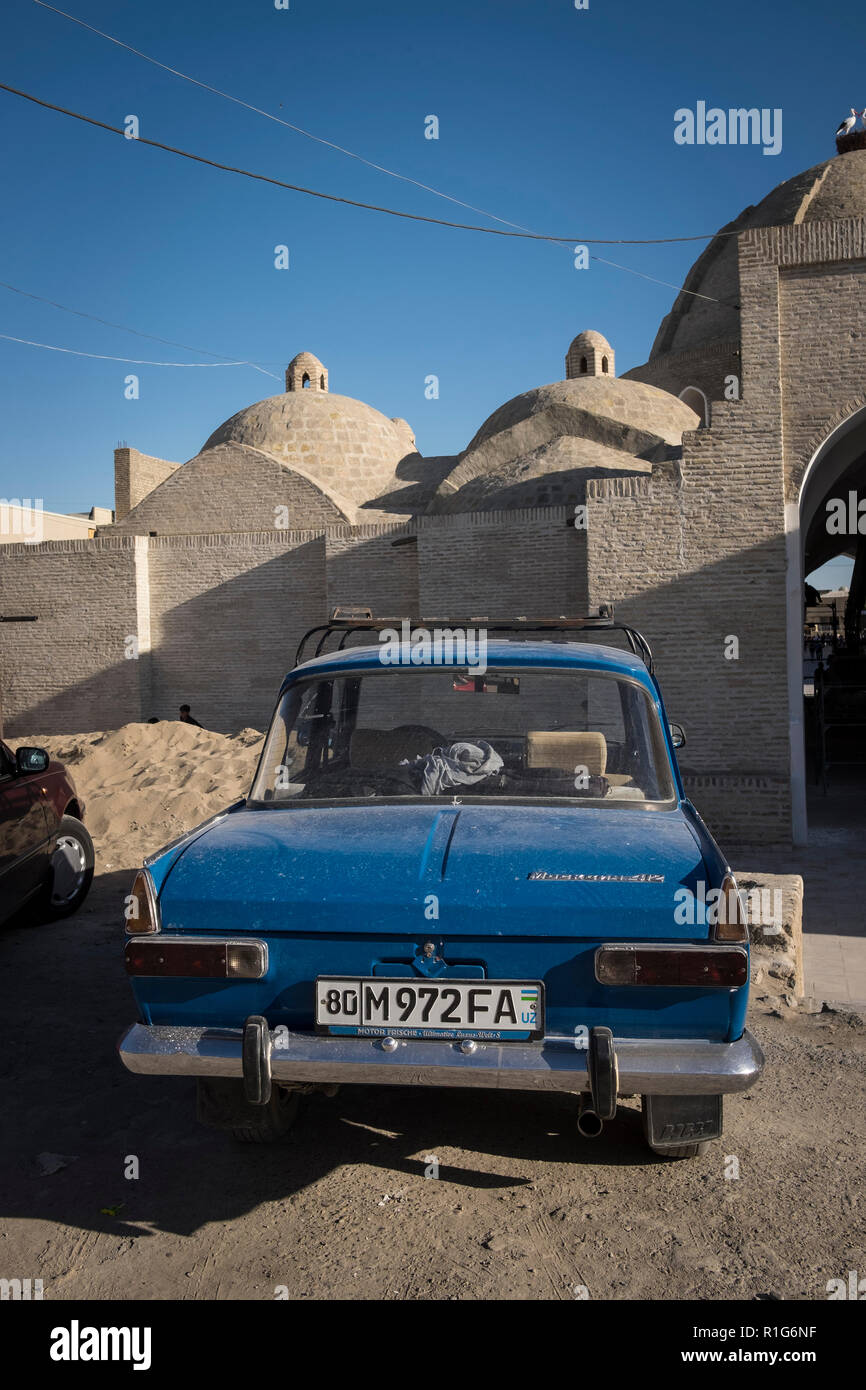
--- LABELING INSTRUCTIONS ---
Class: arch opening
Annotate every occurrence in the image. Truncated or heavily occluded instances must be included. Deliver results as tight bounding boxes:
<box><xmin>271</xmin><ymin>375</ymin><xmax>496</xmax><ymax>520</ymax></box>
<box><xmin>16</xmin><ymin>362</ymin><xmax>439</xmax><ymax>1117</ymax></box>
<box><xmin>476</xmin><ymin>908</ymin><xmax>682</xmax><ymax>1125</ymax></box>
<box><xmin>787</xmin><ymin>404</ymin><xmax>866</xmax><ymax>841</ymax></box>
<box><xmin>678</xmin><ymin>385</ymin><xmax>710</xmax><ymax>428</ymax></box>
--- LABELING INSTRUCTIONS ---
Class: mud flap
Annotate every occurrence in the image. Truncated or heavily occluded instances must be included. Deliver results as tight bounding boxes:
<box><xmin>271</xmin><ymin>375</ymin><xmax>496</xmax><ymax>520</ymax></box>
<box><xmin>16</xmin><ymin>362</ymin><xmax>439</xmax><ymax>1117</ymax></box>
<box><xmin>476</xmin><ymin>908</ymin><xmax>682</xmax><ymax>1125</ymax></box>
<box><xmin>242</xmin><ymin>1015</ymin><xmax>272</xmax><ymax>1106</ymax></box>
<box><xmin>587</xmin><ymin>1026</ymin><xmax>618</xmax><ymax>1120</ymax></box>
<box><xmin>643</xmin><ymin>1094</ymin><xmax>723</xmax><ymax>1148</ymax></box>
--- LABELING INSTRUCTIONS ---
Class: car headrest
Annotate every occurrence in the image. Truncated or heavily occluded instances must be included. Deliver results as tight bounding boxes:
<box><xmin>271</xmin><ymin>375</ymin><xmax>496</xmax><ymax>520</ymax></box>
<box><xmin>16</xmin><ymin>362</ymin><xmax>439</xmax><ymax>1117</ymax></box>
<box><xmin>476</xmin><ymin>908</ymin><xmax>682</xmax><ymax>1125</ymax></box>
<box><xmin>526</xmin><ymin>731</ymin><xmax>607</xmax><ymax>775</ymax></box>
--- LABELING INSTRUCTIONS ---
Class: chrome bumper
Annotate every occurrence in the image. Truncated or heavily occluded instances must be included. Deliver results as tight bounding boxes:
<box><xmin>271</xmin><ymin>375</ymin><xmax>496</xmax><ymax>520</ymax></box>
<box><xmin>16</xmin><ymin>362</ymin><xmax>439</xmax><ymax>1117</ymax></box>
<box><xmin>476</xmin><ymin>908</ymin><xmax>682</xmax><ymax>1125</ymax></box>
<box><xmin>118</xmin><ymin>1023</ymin><xmax>764</xmax><ymax>1096</ymax></box>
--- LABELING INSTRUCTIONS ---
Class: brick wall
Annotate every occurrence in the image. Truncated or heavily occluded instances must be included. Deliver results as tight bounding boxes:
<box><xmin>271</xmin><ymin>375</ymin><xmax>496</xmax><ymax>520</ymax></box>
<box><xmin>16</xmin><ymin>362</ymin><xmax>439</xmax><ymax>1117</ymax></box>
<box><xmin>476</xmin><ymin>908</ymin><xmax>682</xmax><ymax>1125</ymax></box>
<box><xmin>326</xmin><ymin>525</ymin><xmax>419</xmax><ymax>617</ymax></box>
<box><xmin>0</xmin><ymin>537</ymin><xmax>142</xmax><ymax>734</ymax></box>
<box><xmin>146</xmin><ymin>531</ymin><xmax>329</xmax><ymax>732</ymax></box>
<box><xmin>623</xmin><ymin>341</ymin><xmax>740</xmax><ymax>421</ymax></box>
<box><xmin>114</xmin><ymin>448</ymin><xmax>180</xmax><ymax>520</ymax></box>
<box><xmin>111</xmin><ymin>444</ymin><xmax>351</xmax><ymax>536</ymax></box>
<box><xmin>416</xmin><ymin>507</ymin><xmax>587</xmax><ymax>616</ymax></box>
<box><xmin>587</xmin><ymin>396</ymin><xmax>791</xmax><ymax>842</ymax></box>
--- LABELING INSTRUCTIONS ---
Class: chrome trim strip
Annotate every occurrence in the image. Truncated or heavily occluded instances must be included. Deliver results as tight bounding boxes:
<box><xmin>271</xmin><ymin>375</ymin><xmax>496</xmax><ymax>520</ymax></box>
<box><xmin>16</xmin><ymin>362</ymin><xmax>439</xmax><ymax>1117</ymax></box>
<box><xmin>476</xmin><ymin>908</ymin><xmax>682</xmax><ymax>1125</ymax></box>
<box><xmin>118</xmin><ymin>1024</ymin><xmax>764</xmax><ymax>1096</ymax></box>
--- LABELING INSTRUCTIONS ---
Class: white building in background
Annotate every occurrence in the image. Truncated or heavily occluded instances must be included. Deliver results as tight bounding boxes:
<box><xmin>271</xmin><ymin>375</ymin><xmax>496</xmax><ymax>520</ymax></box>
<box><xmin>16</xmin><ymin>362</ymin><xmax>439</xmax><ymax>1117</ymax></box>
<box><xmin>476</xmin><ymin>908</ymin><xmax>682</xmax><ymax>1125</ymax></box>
<box><xmin>0</xmin><ymin>503</ymin><xmax>113</xmax><ymax>545</ymax></box>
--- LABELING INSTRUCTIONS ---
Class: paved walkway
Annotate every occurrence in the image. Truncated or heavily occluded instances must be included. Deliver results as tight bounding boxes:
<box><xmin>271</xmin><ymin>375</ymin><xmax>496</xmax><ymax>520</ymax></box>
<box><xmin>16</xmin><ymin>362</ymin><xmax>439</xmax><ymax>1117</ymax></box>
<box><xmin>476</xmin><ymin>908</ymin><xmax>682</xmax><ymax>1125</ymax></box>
<box><xmin>733</xmin><ymin>778</ymin><xmax>866</xmax><ymax>1009</ymax></box>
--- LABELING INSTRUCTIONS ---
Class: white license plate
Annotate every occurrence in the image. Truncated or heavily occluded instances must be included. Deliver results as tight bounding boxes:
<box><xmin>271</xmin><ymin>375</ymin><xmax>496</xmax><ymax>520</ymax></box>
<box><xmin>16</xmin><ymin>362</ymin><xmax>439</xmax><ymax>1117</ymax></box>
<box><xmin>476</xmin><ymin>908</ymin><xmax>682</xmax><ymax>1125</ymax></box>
<box><xmin>315</xmin><ymin>976</ymin><xmax>544</xmax><ymax>1040</ymax></box>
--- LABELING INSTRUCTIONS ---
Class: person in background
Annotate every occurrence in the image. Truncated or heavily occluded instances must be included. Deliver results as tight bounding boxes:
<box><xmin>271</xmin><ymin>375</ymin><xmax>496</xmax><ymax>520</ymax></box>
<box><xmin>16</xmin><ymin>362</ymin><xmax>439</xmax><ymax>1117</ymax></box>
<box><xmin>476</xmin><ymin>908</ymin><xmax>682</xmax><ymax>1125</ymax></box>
<box><xmin>179</xmin><ymin>704</ymin><xmax>204</xmax><ymax>728</ymax></box>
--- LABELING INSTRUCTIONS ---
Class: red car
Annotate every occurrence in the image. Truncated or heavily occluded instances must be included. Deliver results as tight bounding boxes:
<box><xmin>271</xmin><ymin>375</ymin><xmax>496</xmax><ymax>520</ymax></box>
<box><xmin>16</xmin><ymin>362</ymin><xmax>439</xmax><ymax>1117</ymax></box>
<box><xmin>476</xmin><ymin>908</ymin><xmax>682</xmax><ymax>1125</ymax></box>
<box><xmin>0</xmin><ymin>740</ymin><xmax>94</xmax><ymax>925</ymax></box>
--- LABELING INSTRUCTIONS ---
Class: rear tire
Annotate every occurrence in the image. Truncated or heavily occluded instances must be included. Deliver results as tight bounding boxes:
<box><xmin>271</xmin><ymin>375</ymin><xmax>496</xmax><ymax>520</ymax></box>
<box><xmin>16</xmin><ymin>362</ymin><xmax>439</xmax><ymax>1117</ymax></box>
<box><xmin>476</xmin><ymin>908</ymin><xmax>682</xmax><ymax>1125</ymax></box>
<box><xmin>40</xmin><ymin>815</ymin><xmax>95</xmax><ymax>919</ymax></box>
<box><xmin>232</xmin><ymin>1087</ymin><xmax>300</xmax><ymax>1143</ymax></box>
<box><xmin>647</xmin><ymin>1140</ymin><xmax>710</xmax><ymax>1159</ymax></box>
<box><xmin>196</xmin><ymin>1077</ymin><xmax>300</xmax><ymax>1143</ymax></box>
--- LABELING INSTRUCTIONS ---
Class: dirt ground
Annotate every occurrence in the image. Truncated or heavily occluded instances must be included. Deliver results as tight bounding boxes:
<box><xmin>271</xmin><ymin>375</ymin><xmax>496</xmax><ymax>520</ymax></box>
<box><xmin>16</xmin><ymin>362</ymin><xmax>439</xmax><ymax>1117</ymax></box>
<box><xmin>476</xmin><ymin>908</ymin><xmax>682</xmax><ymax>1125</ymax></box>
<box><xmin>2</xmin><ymin>862</ymin><xmax>865</xmax><ymax>1301</ymax></box>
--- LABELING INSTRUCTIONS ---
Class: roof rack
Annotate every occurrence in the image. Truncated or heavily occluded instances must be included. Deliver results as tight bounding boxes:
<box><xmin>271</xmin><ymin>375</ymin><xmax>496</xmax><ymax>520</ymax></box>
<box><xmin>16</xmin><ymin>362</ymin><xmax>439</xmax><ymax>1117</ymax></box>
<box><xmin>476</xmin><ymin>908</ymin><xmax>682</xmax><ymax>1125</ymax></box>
<box><xmin>294</xmin><ymin>607</ymin><xmax>654</xmax><ymax>673</ymax></box>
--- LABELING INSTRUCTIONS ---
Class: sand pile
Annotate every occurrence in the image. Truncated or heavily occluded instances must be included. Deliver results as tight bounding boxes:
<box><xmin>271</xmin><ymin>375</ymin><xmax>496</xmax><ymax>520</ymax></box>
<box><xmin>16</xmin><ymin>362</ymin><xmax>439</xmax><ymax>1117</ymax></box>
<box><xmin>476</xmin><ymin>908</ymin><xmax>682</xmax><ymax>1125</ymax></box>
<box><xmin>14</xmin><ymin>722</ymin><xmax>265</xmax><ymax>869</ymax></box>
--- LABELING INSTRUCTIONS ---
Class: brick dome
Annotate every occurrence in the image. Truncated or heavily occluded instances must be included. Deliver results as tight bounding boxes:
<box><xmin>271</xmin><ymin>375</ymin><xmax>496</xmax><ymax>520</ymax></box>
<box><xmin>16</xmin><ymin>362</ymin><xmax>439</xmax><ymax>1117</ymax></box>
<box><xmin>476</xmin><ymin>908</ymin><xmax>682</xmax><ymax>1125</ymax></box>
<box><xmin>649</xmin><ymin>150</ymin><xmax>866</xmax><ymax>362</ymax></box>
<box><xmin>428</xmin><ymin>376</ymin><xmax>699</xmax><ymax>513</ymax></box>
<box><xmin>202</xmin><ymin>390</ymin><xmax>420</xmax><ymax>507</ymax></box>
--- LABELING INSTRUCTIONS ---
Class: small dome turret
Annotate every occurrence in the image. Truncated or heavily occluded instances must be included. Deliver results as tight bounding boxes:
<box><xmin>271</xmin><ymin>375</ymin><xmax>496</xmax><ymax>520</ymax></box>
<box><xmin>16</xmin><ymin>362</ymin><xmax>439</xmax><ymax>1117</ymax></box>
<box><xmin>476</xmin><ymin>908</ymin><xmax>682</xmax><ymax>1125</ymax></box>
<box><xmin>565</xmin><ymin>330</ymin><xmax>615</xmax><ymax>380</ymax></box>
<box><xmin>286</xmin><ymin>351</ymin><xmax>328</xmax><ymax>393</ymax></box>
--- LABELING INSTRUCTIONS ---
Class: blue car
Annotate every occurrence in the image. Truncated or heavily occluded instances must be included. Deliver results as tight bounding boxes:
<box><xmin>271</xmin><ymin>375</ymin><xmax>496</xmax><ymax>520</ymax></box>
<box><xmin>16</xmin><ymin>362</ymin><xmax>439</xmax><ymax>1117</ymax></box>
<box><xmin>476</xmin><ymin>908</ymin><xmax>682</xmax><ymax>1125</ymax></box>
<box><xmin>118</xmin><ymin>612</ymin><xmax>763</xmax><ymax>1159</ymax></box>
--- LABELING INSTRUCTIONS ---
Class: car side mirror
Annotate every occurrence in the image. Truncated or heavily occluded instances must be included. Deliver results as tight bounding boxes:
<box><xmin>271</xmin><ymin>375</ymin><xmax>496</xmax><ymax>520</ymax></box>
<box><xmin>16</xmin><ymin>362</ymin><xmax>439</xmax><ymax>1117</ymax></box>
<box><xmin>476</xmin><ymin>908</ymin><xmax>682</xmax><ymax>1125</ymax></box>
<box><xmin>15</xmin><ymin>746</ymin><xmax>50</xmax><ymax>774</ymax></box>
<box><xmin>669</xmin><ymin>723</ymin><xmax>686</xmax><ymax>750</ymax></box>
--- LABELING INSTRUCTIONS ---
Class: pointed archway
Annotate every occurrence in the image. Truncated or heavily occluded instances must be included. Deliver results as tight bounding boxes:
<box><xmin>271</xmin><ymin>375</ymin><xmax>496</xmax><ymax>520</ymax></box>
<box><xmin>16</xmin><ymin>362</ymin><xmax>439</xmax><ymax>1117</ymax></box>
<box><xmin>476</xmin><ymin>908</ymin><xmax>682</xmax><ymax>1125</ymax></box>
<box><xmin>786</xmin><ymin>403</ymin><xmax>866</xmax><ymax>841</ymax></box>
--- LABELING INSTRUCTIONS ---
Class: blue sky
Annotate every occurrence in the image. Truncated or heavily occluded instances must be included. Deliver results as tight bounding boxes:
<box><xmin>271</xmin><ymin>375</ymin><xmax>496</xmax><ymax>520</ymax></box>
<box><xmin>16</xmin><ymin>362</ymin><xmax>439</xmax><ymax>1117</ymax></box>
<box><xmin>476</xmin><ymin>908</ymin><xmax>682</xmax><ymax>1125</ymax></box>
<box><xmin>0</xmin><ymin>0</ymin><xmax>861</xmax><ymax>583</ymax></box>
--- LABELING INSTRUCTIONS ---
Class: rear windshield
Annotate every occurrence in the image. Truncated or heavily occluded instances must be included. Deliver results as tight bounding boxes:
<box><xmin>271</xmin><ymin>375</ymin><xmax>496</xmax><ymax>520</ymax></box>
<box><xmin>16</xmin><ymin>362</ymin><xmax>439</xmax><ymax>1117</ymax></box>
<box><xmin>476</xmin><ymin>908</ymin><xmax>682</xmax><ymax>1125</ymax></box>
<box><xmin>250</xmin><ymin>667</ymin><xmax>676</xmax><ymax>807</ymax></box>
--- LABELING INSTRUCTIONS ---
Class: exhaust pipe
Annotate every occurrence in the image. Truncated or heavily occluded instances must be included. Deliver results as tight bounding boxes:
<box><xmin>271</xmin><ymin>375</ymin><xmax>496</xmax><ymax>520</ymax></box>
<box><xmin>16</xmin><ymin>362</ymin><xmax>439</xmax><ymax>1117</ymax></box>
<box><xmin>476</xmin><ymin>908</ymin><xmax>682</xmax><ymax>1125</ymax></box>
<box><xmin>577</xmin><ymin>1096</ymin><xmax>604</xmax><ymax>1138</ymax></box>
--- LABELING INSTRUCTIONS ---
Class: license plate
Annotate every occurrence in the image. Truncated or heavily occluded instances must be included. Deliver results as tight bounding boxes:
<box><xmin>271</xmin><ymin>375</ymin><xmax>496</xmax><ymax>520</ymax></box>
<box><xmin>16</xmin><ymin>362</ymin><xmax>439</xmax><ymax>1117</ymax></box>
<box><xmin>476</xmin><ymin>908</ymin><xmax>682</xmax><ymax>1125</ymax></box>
<box><xmin>315</xmin><ymin>976</ymin><xmax>544</xmax><ymax>1040</ymax></box>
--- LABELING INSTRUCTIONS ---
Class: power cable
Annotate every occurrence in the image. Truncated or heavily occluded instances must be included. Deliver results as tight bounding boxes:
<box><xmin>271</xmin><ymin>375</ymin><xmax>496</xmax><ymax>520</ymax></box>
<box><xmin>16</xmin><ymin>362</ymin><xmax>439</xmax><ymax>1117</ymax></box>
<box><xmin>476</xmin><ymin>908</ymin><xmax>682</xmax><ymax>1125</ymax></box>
<box><xmin>0</xmin><ymin>329</ymin><xmax>259</xmax><ymax>366</ymax></box>
<box><xmin>0</xmin><ymin>280</ymin><xmax>281</xmax><ymax>375</ymax></box>
<box><xmin>0</xmin><ymin>80</ymin><xmax>737</xmax><ymax>248</ymax></box>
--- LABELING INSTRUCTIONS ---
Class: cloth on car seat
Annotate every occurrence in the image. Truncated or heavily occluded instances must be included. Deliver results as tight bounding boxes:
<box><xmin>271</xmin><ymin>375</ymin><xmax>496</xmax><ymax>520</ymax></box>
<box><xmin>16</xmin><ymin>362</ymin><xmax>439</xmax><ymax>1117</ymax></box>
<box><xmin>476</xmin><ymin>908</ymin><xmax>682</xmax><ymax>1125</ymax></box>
<box><xmin>526</xmin><ymin>731</ymin><xmax>607</xmax><ymax>775</ymax></box>
<box><xmin>406</xmin><ymin>740</ymin><xmax>504</xmax><ymax>795</ymax></box>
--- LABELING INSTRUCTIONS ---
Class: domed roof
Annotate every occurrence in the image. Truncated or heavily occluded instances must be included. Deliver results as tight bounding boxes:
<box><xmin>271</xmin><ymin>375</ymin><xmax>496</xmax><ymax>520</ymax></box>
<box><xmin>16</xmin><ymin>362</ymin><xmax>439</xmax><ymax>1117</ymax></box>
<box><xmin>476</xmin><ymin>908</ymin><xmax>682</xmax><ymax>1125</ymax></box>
<box><xmin>567</xmin><ymin>329</ymin><xmax>613</xmax><ymax>352</ymax></box>
<box><xmin>288</xmin><ymin>351</ymin><xmax>325</xmax><ymax>368</ymax></box>
<box><xmin>428</xmin><ymin>376</ymin><xmax>699</xmax><ymax>513</ymax></box>
<box><xmin>202</xmin><ymin>390</ymin><xmax>420</xmax><ymax>506</ymax></box>
<box><xmin>650</xmin><ymin>151</ymin><xmax>866</xmax><ymax>360</ymax></box>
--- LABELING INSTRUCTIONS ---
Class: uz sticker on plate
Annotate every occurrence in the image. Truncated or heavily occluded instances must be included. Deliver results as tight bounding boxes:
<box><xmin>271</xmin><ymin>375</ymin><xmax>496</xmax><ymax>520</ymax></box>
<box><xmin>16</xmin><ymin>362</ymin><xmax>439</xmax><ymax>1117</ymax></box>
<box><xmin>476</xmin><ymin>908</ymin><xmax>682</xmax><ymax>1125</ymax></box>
<box><xmin>315</xmin><ymin>977</ymin><xmax>544</xmax><ymax>1040</ymax></box>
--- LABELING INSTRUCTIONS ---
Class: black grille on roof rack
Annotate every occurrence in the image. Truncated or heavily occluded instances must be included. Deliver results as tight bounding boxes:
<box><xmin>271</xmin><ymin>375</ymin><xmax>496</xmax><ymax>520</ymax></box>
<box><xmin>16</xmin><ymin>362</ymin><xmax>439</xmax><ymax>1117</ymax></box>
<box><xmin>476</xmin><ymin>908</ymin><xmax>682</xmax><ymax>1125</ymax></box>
<box><xmin>293</xmin><ymin>609</ymin><xmax>654</xmax><ymax>674</ymax></box>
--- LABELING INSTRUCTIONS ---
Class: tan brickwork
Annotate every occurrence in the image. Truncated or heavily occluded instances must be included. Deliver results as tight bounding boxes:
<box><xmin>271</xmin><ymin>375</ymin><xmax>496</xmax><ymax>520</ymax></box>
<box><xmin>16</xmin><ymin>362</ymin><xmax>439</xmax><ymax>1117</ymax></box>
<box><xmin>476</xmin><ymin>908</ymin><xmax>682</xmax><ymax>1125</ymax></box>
<box><xmin>114</xmin><ymin>448</ymin><xmax>180</xmax><ymax>520</ymax></box>
<box><xmin>0</xmin><ymin>536</ymin><xmax>143</xmax><ymax>733</ymax></box>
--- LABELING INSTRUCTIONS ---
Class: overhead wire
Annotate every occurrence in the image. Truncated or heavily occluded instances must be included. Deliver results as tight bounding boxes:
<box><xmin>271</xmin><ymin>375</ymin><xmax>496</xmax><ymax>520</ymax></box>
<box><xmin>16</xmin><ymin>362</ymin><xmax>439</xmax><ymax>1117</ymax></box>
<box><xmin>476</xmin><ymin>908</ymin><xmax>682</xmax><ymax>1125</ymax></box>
<box><xmin>0</xmin><ymin>280</ymin><xmax>282</xmax><ymax>375</ymax></box>
<box><xmin>2</xmin><ymin>9</ymin><xmax>741</xmax><ymax>375</ymax></box>
<box><xmin>0</xmin><ymin>279</ymin><xmax>280</xmax><ymax>375</ymax></box>
<box><xmin>0</xmin><ymin>330</ymin><xmax>259</xmax><ymax>366</ymax></box>
<box><xmin>31</xmin><ymin>0</ymin><xmax>745</xmax><ymax>251</ymax></box>
<box><xmin>0</xmin><ymin>80</ymin><xmax>736</xmax><ymax>252</ymax></box>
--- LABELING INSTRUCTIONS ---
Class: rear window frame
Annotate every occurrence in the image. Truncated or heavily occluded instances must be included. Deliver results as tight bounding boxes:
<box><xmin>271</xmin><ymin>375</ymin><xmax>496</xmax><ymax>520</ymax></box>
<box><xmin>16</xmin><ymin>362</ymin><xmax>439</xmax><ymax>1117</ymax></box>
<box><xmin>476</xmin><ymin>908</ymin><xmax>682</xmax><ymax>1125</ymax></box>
<box><xmin>247</xmin><ymin>663</ymin><xmax>679</xmax><ymax>812</ymax></box>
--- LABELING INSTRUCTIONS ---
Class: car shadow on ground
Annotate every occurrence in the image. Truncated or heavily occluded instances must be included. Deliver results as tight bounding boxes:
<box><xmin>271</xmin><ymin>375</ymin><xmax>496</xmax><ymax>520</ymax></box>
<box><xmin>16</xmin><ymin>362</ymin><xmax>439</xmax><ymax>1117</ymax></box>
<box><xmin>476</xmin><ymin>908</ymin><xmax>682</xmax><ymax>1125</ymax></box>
<box><xmin>0</xmin><ymin>868</ymin><xmax>660</xmax><ymax>1242</ymax></box>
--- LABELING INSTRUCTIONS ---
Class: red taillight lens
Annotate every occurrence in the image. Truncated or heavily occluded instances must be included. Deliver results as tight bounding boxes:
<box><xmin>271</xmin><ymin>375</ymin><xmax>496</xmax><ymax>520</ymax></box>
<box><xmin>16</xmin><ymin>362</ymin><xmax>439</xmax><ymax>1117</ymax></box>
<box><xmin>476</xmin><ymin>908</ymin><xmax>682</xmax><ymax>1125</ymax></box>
<box><xmin>595</xmin><ymin>945</ymin><xmax>748</xmax><ymax>988</ymax></box>
<box><xmin>125</xmin><ymin>937</ymin><xmax>267</xmax><ymax>978</ymax></box>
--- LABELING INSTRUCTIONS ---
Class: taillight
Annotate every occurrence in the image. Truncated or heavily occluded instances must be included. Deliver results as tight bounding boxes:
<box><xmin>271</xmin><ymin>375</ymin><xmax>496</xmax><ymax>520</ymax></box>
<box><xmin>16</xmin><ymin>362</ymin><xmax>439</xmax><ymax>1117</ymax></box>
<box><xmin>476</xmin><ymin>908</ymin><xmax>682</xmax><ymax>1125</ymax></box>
<box><xmin>124</xmin><ymin>869</ymin><xmax>160</xmax><ymax>935</ymax></box>
<box><xmin>125</xmin><ymin>937</ymin><xmax>267</xmax><ymax>978</ymax></box>
<box><xmin>595</xmin><ymin>944</ymin><xmax>748</xmax><ymax>988</ymax></box>
<box><xmin>714</xmin><ymin>873</ymin><xmax>749</xmax><ymax>942</ymax></box>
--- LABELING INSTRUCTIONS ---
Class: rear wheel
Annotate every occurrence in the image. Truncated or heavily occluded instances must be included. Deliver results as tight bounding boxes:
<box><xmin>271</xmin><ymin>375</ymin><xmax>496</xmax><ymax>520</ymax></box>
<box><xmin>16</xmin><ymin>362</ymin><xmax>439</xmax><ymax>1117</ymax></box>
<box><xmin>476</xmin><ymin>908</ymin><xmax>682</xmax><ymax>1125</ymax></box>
<box><xmin>647</xmin><ymin>1139</ymin><xmax>710</xmax><ymax>1159</ymax></box>
<box><xmin>232</xmin><ymin>1087</ymin><xmax>300</xmax><ymax>1144</ymax></box>
<box><xmin>196</xmin><ymin>1077</ymin><xmax>300</xmax><ymax>1143</ymax></box>
<box><xmin>40</xmin><ymin>815</ymin><xmax>94</xmax><ymax>919</ymax></box>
